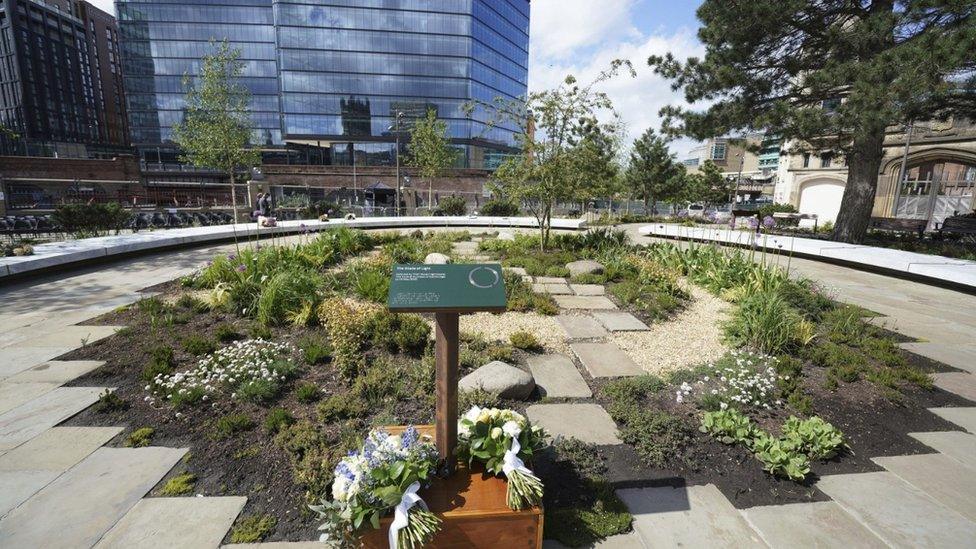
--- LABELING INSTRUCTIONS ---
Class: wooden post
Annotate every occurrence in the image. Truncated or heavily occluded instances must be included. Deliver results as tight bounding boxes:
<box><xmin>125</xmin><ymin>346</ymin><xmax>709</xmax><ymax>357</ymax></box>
<box><xmin>434</xmin><ymin>312</ymin><xmax>460</xmax><ymax>475</ymax></box>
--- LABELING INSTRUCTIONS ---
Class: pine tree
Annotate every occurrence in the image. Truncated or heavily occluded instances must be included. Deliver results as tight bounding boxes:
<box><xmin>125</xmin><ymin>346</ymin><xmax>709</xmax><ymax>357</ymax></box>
<box><xmin>625</xmin><ymin>128</ymin><xmax>684</xmax><ymax>214</ymax></box>
<box><xmin>648</xmin><ymin>1</ymin><xmax>976</xmax><ymax>243</ymax></box>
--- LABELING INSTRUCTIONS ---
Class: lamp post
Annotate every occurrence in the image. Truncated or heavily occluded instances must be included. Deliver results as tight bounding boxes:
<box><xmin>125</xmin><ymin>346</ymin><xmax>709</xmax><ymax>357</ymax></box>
<box><xmin>389</xmin><ymin>111</ymin><xmax>405</xmax><ymax>217</ymax></box>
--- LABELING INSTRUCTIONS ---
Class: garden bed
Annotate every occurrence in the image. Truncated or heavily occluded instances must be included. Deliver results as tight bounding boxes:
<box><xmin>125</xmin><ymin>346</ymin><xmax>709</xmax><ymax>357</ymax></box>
<box><xmin>53</xmin><ymin>227</ymin><xmax>975</xmax><ymax>546</ymax></box>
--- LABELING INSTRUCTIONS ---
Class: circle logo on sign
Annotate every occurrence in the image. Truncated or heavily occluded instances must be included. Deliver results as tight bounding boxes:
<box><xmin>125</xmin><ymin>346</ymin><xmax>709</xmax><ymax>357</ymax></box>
<box><xmin>468</xmin><ymin>266</ymin><xmax>500</xmax><ymax>289</ymax></box>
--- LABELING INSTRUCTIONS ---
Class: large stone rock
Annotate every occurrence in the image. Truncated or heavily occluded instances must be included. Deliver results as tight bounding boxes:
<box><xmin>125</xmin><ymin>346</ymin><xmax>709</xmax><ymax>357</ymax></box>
<box><xmin>459</xmin><ymin>361</ymin><xmax>535</xmax><ymax>400</ymax></box>
<box><xmin>565</xmin><ymin>260</ymin><xmax>604</xmax><ymax>277</ymax></box>
<box><xmin>497</xmin><ymin>231</ymin><xmax>516</xmax><ymax>241</ymax></box>
<box><xmin>424</xmin><ymin>253</ymin><xmax>451</xmax><ymax>265</ymax></box>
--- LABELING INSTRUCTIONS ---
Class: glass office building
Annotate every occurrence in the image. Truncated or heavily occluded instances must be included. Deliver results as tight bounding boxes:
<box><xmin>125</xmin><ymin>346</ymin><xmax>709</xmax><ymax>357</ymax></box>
<box><xmin>116</xmin><ymin>0</ymin><xmax>529</xmax><ymax>169</ymax></box>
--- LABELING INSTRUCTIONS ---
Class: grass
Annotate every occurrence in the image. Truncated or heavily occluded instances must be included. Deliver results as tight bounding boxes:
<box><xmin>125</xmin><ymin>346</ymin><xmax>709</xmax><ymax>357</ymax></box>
<box><xmin>182</xmin><ymin>335</ymin><xmax>217</xmax><ymax>356</ymax></box>
<box><xmin>294</xmin><ymin>382</ymin><xmax>322</xmax><ymax>403</ymax></box>
<box><xmin>125</xmin><ymin>427</ymin><xmax>154</xmax><ymax>448</ymax></box>
<box><xmin>230</xmin><ymin>515</ymin><xmax>277</xmax><ymax>543</ymax></box>
<box><xmin>212</xmin><ymin>414</ymin><xmax>256</xmax><ymax>440</ymax></box>
<box><xmin>264</xmin><ymin>408</ymin><xmax>295</xmax><ymax>434</ymax></box>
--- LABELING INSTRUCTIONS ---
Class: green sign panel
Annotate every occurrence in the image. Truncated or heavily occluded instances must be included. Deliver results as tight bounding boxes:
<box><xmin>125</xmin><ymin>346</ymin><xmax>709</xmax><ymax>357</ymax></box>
<box><xmin>388</xmin><ymin>264</ymin><xmax>508</xmax><ymax>313</ymax></box>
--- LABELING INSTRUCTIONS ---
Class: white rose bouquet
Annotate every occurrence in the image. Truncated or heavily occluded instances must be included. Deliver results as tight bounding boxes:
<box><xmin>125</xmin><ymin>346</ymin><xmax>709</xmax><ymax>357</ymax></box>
<box><xmin>457</xmin><ymin>406</ymin><xmax>547</xmax><ymax>510</ymax></box>
<box><xmin>312</xmin><ymin>426</ymin><xmax>441</xmax><ymax>548</ymax></box>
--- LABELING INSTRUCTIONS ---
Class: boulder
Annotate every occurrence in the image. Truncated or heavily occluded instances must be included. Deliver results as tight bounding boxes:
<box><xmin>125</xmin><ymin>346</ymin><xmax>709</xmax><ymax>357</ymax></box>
<box><xmin>566</xmin><ymin>260</ymin><xmax>604</xmax><ymax>277</ymax></box>
<box><xmin>424</xmin><ymin>253</ymin><xmax>451</xmax><ymax>265</ymax></box>
<box><xmin>497</xmin><ymin>231</ymin><xmax>516</xmax><ymax>241</ymax></box>
<box><xmin>459</xmin><ymin>361</ymin><xmax>535</xmax><ymax>400</ymax></box>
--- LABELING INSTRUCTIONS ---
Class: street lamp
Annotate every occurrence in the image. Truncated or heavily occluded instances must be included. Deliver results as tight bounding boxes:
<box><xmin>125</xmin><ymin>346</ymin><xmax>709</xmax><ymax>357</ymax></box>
<box><xmin>388</xmin><ymin>111</ymin><xmax>405</xmax><ymax>217</ymax></box>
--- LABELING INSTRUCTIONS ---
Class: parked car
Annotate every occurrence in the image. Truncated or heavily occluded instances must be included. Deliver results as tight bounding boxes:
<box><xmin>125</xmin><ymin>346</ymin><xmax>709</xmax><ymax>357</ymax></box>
<box><xmin>686</xmin><ymin>203</ymin><xmax>707</xmax><ymax>218</ymax></box>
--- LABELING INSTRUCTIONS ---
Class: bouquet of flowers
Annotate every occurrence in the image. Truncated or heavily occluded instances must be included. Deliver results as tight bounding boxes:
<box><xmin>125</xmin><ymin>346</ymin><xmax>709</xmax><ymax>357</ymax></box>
<box><xmin>312</xmin><ymin>426</ymin><xmax>441</xmax><ymax>548</ymax></box>
<box><xmin>457</xmin><ymin>406</ymin><xmax>547</xmax><ymax>510</ymax></box>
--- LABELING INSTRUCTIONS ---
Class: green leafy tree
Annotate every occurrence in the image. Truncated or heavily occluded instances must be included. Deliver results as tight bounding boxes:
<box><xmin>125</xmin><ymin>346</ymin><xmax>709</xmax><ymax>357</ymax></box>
<box><xmin>407</xmin><ymin>109</ymin><xmax>458</xmax><ymax>209</ymax></box>
<box><xmin>172</xmin><ymin>40</ymin><xmax>261</xmax><ymax>226</ymax></box>
<box><xmin>626</xmin><ymin>129</ymin><xmax>684</xmax><ymax>214</ymax></box>
<box><xmin>684</xmin><ymin>160</ymin><xmax>731</xmax><ymax>206</ymax></box>
<box><xmin>481</xmin><ymin>60</ymin><xmax>635</xmax><ymax>249</ymax></box>
<box><xmin>648</xmin><ymin>1</ymin><xmax>976</xmax><ymax>243</ymax></box>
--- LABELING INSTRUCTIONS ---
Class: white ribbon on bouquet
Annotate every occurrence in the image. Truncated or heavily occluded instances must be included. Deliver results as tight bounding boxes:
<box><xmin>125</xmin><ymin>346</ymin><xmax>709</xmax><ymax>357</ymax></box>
<box><xmin>388</xmin><ymin>481</ymin><xmax>427</xmax><ymax>549</ymax></box>
<box><xmin>502</xmin><ymin>427</ymin><xmax>534</xmax><ymax>478</ymax></box>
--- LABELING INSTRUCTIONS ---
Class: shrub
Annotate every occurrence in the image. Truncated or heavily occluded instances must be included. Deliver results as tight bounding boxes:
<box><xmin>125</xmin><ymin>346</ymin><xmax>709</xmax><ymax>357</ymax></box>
<box><xmin>300</xmin><ymin>336</ymin><xmax>332</xmax><ymax>365</ymax></box>
<box><xmin>479</xmin><ymin>199</ymin><xmax>520</xmax><ymax>217</ymax></box>
<box><xmin>295</xmin><ymin>382</ymin><xmax>322</xmax><ymax>403</ymax></box>
<box><xmin>230</xmin><ymin>515</ymin><xmax>277</xmax><ymax>543</ymax></box>
<box><xmin>545</xmin><ymin>481</ymin><xmax>632</xmax><ymax>548</ymax></box>
<box><xmin>159</xmin><ymin>473</ymin><xmax>196</xmax><ymax>496</ymax></box>
<box><xmin>319</xmin><ymin>298</ymin><xmax>374</xmax><ymax>379</ymax></box>
<box><xmin>213</xmin><ymin>414</ymin><xmax>255</xmax><ymax>440</ymax></box>
<box><xmin>265</xmin><ymin>408</ymin><xmax>295</xmax><ymax>434</ymax></box>
<box><xmin>485</xmin><ymin>344</ymin><xmax>515</xmax><ymax>363</ymax></box>
<box><xmin>256</xmin><ymin>269</ymin><xmax>323</xmax><ymax>326</ymax></box>
<box><xmin>782</xmin><ymin>416</ymin><xmax>846</xmax><ymax>460</ymax></box>
<box><xmin>351</xmin><ymin>264</ymin><xmax>391</xmax><ymax>303</ymax></box>
<box><xmin>608</xmin><ymin>402</ymin><xmax>691</xmax><ymax>467</ymax></box>
<box><xmin>317</xmin><ymin>392</ymin><xmax>367</xmax><ymax>422</ymax></box>
<box><xmin>434</xmin><ymin>196</ymin><xmax>467</xmax><ymax>216</ymax></box>
<box><xmin>510</xmin><ymin>331</ymin><xmax>542</xmax><ymax>352</ymax></box>
<box><xmin>394</xmin><ymin>314</ymin><xmax>432</xmax><ymax>355</ymax></box>
<box><xmin>142</xmin><ymin>345</ymin><xmax>176</xmax><ymax>384</ymax></box>
<box><xmin>126</xmin><ymin>427</ymin><xmax>155</xmax><ymax>448</ymax></box>
<box><xmin>214</xmin><ymin>324</ymin><xmax>242</xmax><ymax>343</ymax></box>
<box><xmin>52</xmin><ymin>203</ymin><xmax>132</xmax><ymax>238</ymax></box>
<box><xmin>93</xmin><ymin>389</ymin><xmax>127</xmax><ymax>413</ymax></box>
<box><xmin>182</xmin><ymin>335</ymin><xmax>217</xmax><ymax>356</ymax></box>
<box><xmin>602</xmin><ymin>376</ymin><xmax>666</xmax><ymax>404</ymax></box>
<box><xmin>458</xmin><ymin>388</ymin><xmax>500</xmax><ymax>411</ymax></box>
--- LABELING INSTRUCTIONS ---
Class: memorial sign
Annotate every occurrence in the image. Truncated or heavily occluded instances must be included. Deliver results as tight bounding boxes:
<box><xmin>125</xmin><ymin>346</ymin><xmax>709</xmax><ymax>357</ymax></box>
<box><xmin>388</xmin><ymin>264</ymin><xmax>507</xmax><ymax>313</ymax></box>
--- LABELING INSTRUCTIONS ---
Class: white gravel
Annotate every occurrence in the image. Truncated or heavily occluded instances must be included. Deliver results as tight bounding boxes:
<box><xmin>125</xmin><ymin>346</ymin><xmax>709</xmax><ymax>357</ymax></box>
<box><xmin>610</xmin><ymin>285</ymin><xmax>730</xmax><ymax>375</ymax></box>
<box><xmin>428</xmin><ymin>312</ymin><xmax>571</xmax><ymax>354</ymax></box>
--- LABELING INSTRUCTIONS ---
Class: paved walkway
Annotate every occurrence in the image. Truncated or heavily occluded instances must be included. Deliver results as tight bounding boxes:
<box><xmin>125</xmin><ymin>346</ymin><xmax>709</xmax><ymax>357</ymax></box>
<box><xmin>0</xmin><ymin>230</ymin><xmax>973</xmax><ymax>547</ymax></box>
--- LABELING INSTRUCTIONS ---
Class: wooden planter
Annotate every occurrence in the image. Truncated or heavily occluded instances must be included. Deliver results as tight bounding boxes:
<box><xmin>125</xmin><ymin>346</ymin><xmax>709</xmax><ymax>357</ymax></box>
<box><xmin>360</xmin><ymin>426</ymin><xmax>543</xmax><ymax>549</ymax></box>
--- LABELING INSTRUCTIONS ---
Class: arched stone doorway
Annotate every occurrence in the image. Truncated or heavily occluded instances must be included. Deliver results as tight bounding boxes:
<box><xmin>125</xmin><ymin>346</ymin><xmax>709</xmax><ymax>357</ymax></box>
<box><xmin>798</xmin><ymin>177</ymin><xmax>847</xmax><ymax>224</ymax></box>
<box><xmin>881</xmin><ymin>148</ymin><xmax>976</xmax><ymax>228</ymax></box>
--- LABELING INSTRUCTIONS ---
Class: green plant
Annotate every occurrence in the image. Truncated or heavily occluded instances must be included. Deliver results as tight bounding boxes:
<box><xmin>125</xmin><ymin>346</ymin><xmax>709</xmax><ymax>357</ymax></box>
<box><xmin>256</xmin><ymin>269</ymin><xmax>324</xmax><ymax>326</ymax></box>
<box><xmin>510</xmin><ymin>331</ymin><xmax>542</xmax><ymax>352</ymax></box>
<box><xmin>602</xmin><ymin>375</ymin><xmax>666</xmax><ymax>404</ymax></box>
<box><xmin>52</xmin><ymin>203</ymin><xmax>133</xmax><ymax>238</ymax></box>
<box><xmin>248</xmin><ymin>323</ymin><xmax>274</xmax><ymax>340</ymax></box>
<box><xmin>265</xmin><ymin>408</ymin><xmax>295</xmax><ymax>434</ymax></box>
<box><xmin>351</xmin><ymin>265</ymin><xmax>391</xmax><ymax>303</ymax></box>
<box><xmin>317</xmin><ymin>392</ymin><xmax>367</xmax><ymax>422</ymax></box>
<box><xmin>295</xmin><ymin>382</ymin><xmax>322</xmax><ymax>403</ymax></box>
<box><xmin>724</xmin><ymin>290</ymin><xmax>811</xmax><ymax>354</ymax></box>
<box><xmin>485</xmin><ymin>345</ymin><xmax>515</xmax><ymax>363</ymax></box>
<box><xmin>479</xmin><ymin>199</ymin><xmax>520</xmax><ymax>217</ymax></box>
<box><xmin>782</xmin><ymin>416</ymin><xmax>846</xmax><ymax>460</ymax></box>
<box><xmin>126</xmin><ymin>427</ymin><xmax>155</xmax><ymax>448</ymax></box>
<box><xmin>93</xmin><ymin>389</ymin><xmax>128</xmax><ymax>413</ymax></box>
<box><xmin>458</xmin><ymin>388</ymin><xmax>500</xmax><ymax>411</ymax></box>
<box><xmin>544</xmin><ymin>481</ymin><xmax>633</xmax><ymax>548</ymax></box>
<box><xmin>182</xmin><ymin>335</ymin><xmax>217</xmax><ymax>356</ymax></box>
<box><xmin>699</xmin><ymin>409</ymin><xmax>756</xmax><ymax>445</ymax></box>
<box><xmin>434</xmin><ymin>196</ymin><xmax>468</xmax><ymax>216</ymax></box>
<box><xmin>213</xmin><ymin>414</ymin><xmax>255</xmax><ymax>440</ymax></box>
<box><xmin>393</xmin><ymin>314</ymin><xmax>432</xmax><ymax>355</ymax></box>
<box><xmin>230</xmin><ymin>515</ymin><xmax>277</xmax><ymax>543</ymax></box>
<box><xmin>159</xmin><ymin>472</ymin><xmax>197</xmax><ymax>496</ymax></box>
<box><xmin>751</xmin><ymin>432</ymin><xmax>811</xmax><ymax>481</ymax></box>
<box><xmin>319</xmin><ymin>298</ymin><xmax>373</xmax><ymax>379</ymax></box>
<box><xmin>142</xmin><ymin>345</ymin><xmax>176</xmax><ymax>384</ymax></box>
<box><xmin>300</xmin><ymin>336</ymin><xmax>332</xmax><ymax>365</ymax></box>
<box><xmin>214</xmin><ymin>324</ymin><xmax>242</xmax><ymax>343</ymax></box>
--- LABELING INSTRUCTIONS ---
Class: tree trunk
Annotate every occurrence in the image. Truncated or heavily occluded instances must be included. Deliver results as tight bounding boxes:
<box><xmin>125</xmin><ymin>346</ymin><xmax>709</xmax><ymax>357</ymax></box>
<box><xmin>833</xmin><ymin>127</ymin><xmax>885</xmax><ymax>243</ymax></box>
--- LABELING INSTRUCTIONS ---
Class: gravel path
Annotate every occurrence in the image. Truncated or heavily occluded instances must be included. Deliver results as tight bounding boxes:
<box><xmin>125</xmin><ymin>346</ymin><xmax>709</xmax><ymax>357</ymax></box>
<box><xmin>433</xmin><ymin>312</ymin><xmax>571</xmax><ymax>354</ymax></box>
<box><xmin>610</xmin><ymin>285</ymin><xmax>730</xmax><ymax>375</ymax></box>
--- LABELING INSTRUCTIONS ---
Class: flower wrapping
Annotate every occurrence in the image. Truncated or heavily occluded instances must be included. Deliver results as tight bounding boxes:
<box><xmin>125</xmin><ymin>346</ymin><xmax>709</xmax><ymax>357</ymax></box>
<box><xmin>312</xmin><ymin>426</ymin><xmax>441</xmax><ymax>548</ymax></box>
<box><xmin>457</xmin><ymin>406</ymin><xmax>547</xmax><ymax>510</ymax></box>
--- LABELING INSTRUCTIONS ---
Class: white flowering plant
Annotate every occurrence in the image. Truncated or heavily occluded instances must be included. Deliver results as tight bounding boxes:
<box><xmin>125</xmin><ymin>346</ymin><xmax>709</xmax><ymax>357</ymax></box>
<box><xmin>147</xmin><ymin>339</ymin><xmax>297</xmax><ymax>407</ymax></box>
<box><xmin>457</xmin><ymin>406</ymin><xmax>547</xmax><ymax>510</ymax></box>
<box><xmin>312</xmin><ymin>427</ymin><xmax>441</xmax><ymax>549</ymax></box>
<box><xmin>681</xmin><ymin>350</ymin><xmax>783</xmax><ymax>411</ymax></box>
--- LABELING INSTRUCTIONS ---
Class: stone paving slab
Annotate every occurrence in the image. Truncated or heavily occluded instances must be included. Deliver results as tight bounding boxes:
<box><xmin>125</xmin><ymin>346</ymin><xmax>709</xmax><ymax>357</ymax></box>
<box><xmin>554</xmin><ymin>295</ymin><xmax>618</xmax><ymax>310</ymax></box>
<box><xmin>0</xmin><ymin>469</ymin><xmax>60</xmax><ymax>517</ymax></box>
<box><xmin>0</xmin><ymin>426</ymin><xmax>122</xmax><ymax>471</ymax></box>
<box><xmin>535</xmin><ymin>276</ymin><xmax>569</xmax><ymax>284</ymax></box>
<box><xmin>932</xmin><ymin>372</ymin><xmax>976</xmax><ymax>401</ymax></box>
<box><xmin>569</xmin><ymin>284</ymin><xmax>605</xmax><ymax>296</ymax></box>
<box><xmin>3</xmin><ymin>361</ymin><xmax>105</xmax><ymax>385</ymax></box>
<box><xmin>817</xmin><ymin>471</ymin><xmax>976</xmax><ymax>547</ymax></box>
<box><xmin>741</xmin><ymin>502</ymin><xmax>886</xmax><ymax>548</ymax></box>
<box><xmin>617</xmin><ymin>484</ymin><xmax>767</xmax><ymax>548</ymax></box>
<box><xmin>900</xmin><ymin>343</ymin><xmax>976</xmax><ymax>374</ymax></box>
<box><xmin>533</xmin><ymin>283</ymin><xmax>573</xmax><ymax>295</ymax></box>
<box><xmin>1</xmin><ymin>325</ymin><xmax>120</xmax><ymax>351</ymax></box>
<box><xmin>0</xmin><ymin>446</ymin><xmax>188</xmax><ymax>549</ymax></box>
<box><xmin>555</xmin><ymin>315</ymin><xmax>608</xmax><ymax>339</ymax></box>
<box><xmin>929</xmin><ymin>407</ymin><xmax>976</xmax><ymax>433</ymax></box>
<box><xmin>526</xmin><ymin>354</ymin><xmax>592</xmax><ymax>398</ymax></box>
<box><xmin>571</xmin><ymin>342</ymin><xmax>644</xmax><ymax>378</ymax></box>
<box><xmin>909</xmin><ymin>431</ymin><xmax>976</xmax><ymax>469</ymax></box>
<box><xmin>504</xmin><ymin>267</ymin><xmax>528</xmax><ymax>276</ymax></box>
<box><xmin>526</xmin><ymin>403</ymin><xmax>621</xmax><ymax>445</ymax></box>
<box><xmin>95</xmin><ymin>496</ymin><xmax>247</xmax><ymax>549</ymax></box>
<box><xmin>591</xmin><ymin>312</ymin><xmax>650</xmax><ymax>332</ymax></box>
<box><xmin>0</xmin><ymin>347</ymin><xmax>79</xmax><ymax>379</ymax></box>
<box><xmin>873</xmin><ymin>454</ymin><xmax>976</xmax><ymax>522</ymax></box>
<box><xmin>0</xmin><ymin>387</ymin><xmax>107</xmax><ymax>451</ymax></box>
<box><xmin>0</xmin><ymin>382</ymin><xmax>60</xmax><ymax>415</ymax></box>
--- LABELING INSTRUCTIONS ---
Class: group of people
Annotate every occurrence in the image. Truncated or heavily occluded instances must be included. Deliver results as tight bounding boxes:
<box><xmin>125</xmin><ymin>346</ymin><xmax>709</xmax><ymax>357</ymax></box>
<box><xmin>254</xmin><ymin>192</ymin><xmax>276</xmax><ymax>227</ymax></box>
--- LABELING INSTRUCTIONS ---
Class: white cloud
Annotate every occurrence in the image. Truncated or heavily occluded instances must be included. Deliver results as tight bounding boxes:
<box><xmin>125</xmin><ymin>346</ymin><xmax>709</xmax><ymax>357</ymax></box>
<box><xmin>87</xmin><ymin>0</ymin><xmax>115</xmax><ymax>15</ymax></box>
<box><xmin>529</xmin><ymin>0</ymin><xmax>704</xmax><ymax>158</ymax></box>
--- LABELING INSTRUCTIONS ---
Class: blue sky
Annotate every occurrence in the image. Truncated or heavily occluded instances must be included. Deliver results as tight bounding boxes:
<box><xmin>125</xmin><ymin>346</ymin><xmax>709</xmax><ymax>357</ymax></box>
<box><xmin>89</xmin><ymin>0</ymin><xmax>706</xmax><ymax>155</ymax></box>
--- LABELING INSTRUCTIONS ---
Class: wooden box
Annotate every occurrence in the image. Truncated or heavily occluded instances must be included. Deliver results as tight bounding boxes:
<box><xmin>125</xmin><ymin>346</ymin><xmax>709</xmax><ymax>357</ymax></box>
<box><xmin>359</xmin><ymin>426</ymin><xmax>543</xmax><ymax>549</ymax></box>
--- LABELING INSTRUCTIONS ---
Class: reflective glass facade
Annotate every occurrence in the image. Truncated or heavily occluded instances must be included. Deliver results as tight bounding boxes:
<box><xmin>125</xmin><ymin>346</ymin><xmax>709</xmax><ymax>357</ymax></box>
<box><xmin>116</xmin><ymin>0</ymin><xmax>529</xmax><ymax>169</ymax></box>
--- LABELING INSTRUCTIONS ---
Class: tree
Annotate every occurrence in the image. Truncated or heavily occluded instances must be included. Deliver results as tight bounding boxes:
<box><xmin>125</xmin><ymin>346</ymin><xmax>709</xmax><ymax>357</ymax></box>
<box><xmin>684</xmin><ymin>160</ymin><xmax>731</xmax><ymax>206</ymax></box>
<box><xmin>626</xmin><ymin>128</ymin><xmax>684</xmax><ymax>214</ymax></box>
<box><xmin>407</xmin><ymin>109</ymin><xmax>458</xmax><ymax>209</ymax></box>
<box><xmin>173</xmin><ymin>40</ymin><xmax>260</xmax><ymax>228</ymax></box>
<box><xmin>481</xmin><ymin>60</ymin><xmax>635</xmax><ymax>249</ymax></box>
<box><xmin>648</xmin><ymin>1</ymin><xmax>976</xmax><ymax>243</ymax></box>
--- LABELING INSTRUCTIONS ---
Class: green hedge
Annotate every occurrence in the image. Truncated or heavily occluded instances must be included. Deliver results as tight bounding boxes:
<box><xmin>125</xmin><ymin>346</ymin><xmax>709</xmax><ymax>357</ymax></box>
<box><xmin>52</xmin><ymin>203</ymin><xmax>132</xmax><ymax>238</ymax></box>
